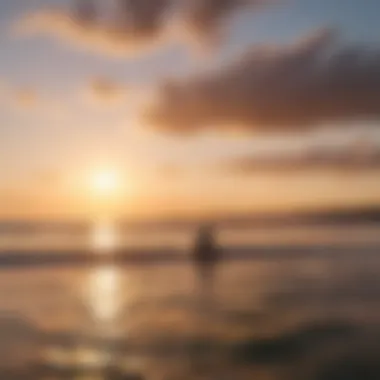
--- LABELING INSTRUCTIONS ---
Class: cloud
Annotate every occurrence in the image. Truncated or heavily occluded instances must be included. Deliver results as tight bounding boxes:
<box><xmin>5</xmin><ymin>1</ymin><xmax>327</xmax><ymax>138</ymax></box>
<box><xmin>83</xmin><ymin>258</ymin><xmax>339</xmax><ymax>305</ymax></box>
<box><xmin>13</xmin><ymin>87</ymin><xmax>38</xmax><ymax>108</ymax></box>
<box><xmin>145</xmin><ymin>29</ymin><xmax>380</xmax><ymax>133</ymax></box>
<box><xmin>184</xmin><ymin>0</ymin><xmax>267</xmax><ymax>43</ymax></box>
<box><xmin>0</xmin><ymin>84</ymin><xmax>40</xmax><ymax>109</ymax></box>
<box><xmin>85</xmin><ymin>77</ymin><xmax>127</xmax><ymax>104</ymax></box>
<box><xmin>223</xmin><ymin>139</ymin><xmax>380</xmax><ymax>173</ymax></box>
<box><xmin>14</xmin><ymin>0</ymin><xmax>266</xmax><ymax>56</ymax></box>
<box><xmin>12</xmin><ymin>87</ymin><xmax>65</xmax><ymax>117</ymax></box>
<box><xmin>0</xmin><ymin>83</ymin><xmax>67</xmax><ymax>121</ymax></box>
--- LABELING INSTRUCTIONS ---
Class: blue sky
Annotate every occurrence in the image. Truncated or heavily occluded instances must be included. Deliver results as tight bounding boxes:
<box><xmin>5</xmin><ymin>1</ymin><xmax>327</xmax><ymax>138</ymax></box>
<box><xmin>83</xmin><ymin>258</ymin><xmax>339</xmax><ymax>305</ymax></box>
<box><xmin>0</xmin><ymin>0</ymin><xmax>380</xmax><ymax>218</ymax></box>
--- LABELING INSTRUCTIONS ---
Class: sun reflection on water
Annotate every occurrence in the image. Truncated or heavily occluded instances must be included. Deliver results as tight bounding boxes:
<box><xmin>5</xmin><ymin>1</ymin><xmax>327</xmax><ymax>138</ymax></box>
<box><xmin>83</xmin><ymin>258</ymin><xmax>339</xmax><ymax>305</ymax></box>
<box><xmin>87</xmin><ymin>265</ymin><xmax>122</xmax><ymax>323</ymax></box>
<box><xmin>91</xmin><ymin>221</ymin><xmax>118</xmax><ymax>253</ymax></box>
<box><xmin>85</xmin><ymin>221</ymin><xmax>124</xmax><ymax>329</ymax></box>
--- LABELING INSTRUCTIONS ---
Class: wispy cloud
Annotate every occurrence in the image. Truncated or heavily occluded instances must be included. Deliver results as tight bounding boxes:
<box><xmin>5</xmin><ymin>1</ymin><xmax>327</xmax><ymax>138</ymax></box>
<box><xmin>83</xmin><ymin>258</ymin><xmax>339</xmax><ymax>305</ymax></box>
<box><xmin>0</xmin><ymin>82</ymin><xmax>39</xmax><ymax>110</ymax></box>
<box><xmin>84</xmin><ymin>77</ymin><xmax>128</xmax><ymax>105</ymax></box>
<box><xmin>13</xmin><ymin>0</ymin><xmax>267</xmax><ymax>57</ymax></box>
<box><xmin>0</xmin><ymin>82</ymin><xmax>67</xmax><ymax>120</ymax></box>
<box><xmin>146</xmin><ymin>29</ymin><xmax>380</xmax><ymax>134</ymax></box>
<box><xmin>223</xmin><ymin>139</ymin><xmax>380</xmax><ymax>173</ymax></box>
<box><xmin>13</xmin><ymin>87</ymin><xmax>38</xmax><ymax>108</ymax></box>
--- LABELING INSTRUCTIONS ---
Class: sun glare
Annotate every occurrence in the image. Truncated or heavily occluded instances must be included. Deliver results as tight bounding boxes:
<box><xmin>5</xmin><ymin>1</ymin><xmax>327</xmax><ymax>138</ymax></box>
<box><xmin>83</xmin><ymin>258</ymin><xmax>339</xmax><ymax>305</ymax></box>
<box><xmin>86</xmin><ymin>168</ymin><xmax>128</xmax><ymax>218</ymax></box>
<box><xmin>92</xmin><ymin>170</ymin><xmax>119</xmax><ymax>195</ymax></box>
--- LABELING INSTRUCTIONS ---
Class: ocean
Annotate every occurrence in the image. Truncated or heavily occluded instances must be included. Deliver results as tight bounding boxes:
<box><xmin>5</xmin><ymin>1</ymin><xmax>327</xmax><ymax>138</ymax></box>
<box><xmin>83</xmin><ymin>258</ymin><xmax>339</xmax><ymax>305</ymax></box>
<box><xmin>0</xmin><ymin>222</ymin><xmax>379</xmax><ymax>379</ymax></box>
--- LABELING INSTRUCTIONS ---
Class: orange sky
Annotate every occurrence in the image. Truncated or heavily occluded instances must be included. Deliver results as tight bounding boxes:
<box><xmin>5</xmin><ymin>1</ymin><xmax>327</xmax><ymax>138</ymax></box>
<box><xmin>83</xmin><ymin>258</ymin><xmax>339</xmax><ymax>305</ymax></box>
<box><xmin>1</xmin><ymin>1</ymin><xmax>380</xmax><ymax>220</ymax></box>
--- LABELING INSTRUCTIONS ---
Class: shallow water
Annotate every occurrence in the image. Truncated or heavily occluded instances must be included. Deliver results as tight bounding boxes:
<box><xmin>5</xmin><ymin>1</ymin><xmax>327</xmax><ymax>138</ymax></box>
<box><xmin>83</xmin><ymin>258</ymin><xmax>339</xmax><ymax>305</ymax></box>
<box><xmin>0</xmin><ymin>242</ymin><xmax>379</xmax><ymax>379</ymax></box>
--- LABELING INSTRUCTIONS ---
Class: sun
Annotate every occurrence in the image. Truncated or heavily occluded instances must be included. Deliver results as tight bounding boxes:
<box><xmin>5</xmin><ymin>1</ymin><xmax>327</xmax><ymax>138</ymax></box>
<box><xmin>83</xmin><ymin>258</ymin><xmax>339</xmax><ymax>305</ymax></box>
<box><xmin>87</xmin><ymin>168</ymin><xmax>128</xmax><ymax>217</ymax></box>
<box><xmin>91</xmin><ymin>169</ymin><xmax>119</xmax><ymax>195</ymax></box>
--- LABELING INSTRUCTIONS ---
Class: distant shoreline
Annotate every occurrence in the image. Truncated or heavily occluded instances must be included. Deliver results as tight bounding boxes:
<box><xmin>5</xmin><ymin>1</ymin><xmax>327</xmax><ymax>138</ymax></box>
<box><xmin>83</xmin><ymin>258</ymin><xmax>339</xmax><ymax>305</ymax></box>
<box><xmin>1</xmin><ymin>206</ymin><xmax>380</xmax><ymax>235</ymax></box>
<box><xmin>0</xmin><ymin>243</ymin><xmax>378</xmax><ymax>270</ymax></box>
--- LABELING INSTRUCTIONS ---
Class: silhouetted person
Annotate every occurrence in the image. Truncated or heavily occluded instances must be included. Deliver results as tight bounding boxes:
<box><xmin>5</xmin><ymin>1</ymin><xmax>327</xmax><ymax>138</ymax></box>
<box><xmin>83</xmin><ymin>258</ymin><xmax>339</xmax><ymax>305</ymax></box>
<box><xmin>190</xmin><ymin>225</ymin><xmax>220</xmax><ymax>375</ymax></box>
<box><xmin>193</xmin><ymin>224</ymin><xmax>220</xmax><ymax>289</ymax></box>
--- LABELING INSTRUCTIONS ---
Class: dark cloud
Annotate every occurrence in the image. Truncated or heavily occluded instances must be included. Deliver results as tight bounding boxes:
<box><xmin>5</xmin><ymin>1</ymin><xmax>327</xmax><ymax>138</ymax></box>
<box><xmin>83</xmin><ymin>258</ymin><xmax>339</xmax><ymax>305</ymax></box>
<box><xmin>146</xmin><ymin>29</ymin><xmax>380</xmax><ymax>133</ymax></box>
<box><xmin>116</xmin><ymin>0</ymin><xmax>173</xmax><ymax>39</ymax></box>
<box><xmin>185</xmin><ymin>0</ymin><xmax>266</xmax><ymax>41</ymax></box>
<box><xmin>15</xmin><ymin>0</ymin><xmax>265</xmax><ymax>56</ymax></box>
<box><xmin>224</xmin><ymin>139</ymin><xmax>380</xmax><ymax>173</ymax></box>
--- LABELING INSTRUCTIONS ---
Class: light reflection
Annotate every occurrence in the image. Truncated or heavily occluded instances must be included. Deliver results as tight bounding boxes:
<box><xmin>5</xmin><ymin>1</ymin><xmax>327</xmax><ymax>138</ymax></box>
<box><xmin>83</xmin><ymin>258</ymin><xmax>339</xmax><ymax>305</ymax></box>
<box><xmin>87</xmin><ymin>265</ymin><xmax>122</xmax><ymax>323</ymax></box>
<box><xmin>44</xmin><ymin>346</ymin><xmax>110</xmax><ymax>369</ymax></box>
<box><xmin>91</xmin><ymin>169</ymin><xmax>119</xmax><ymax>196</ymax></box>
<box><xmin>91</xmin><ymin>221</ymin><xmax>118</xmax><ymax>252</ymax></box>
<box><xmin>85</xmin><ymin>221</ymin><xmax>124</xmax><ymax>329</ymax></box>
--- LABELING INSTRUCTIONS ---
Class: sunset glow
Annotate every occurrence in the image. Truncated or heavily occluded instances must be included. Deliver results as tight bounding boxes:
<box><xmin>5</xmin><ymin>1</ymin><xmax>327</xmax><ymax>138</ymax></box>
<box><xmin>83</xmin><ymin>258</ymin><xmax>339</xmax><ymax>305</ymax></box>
<box><xmin>91</xmin><ymin>169</ymin><xmax>120</xmax><ymax>196</ymax></box>
<box><xmin>0</xmin><ymin>1</ymin><xmax>379</xmax><ymax>218</ymax></box>
<box><xmin>1</xmin><ymin>1</ymin><xmax>380</xmax><ymax>378</ymax></box>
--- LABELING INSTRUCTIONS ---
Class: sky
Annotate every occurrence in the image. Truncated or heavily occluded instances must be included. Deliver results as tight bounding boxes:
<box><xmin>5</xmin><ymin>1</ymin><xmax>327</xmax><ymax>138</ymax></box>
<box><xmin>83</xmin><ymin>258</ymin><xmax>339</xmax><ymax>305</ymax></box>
<box><xmin>1</xmin><ymin>0</ymin><xmax>380</xmax><ymax>220</ymax></box>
